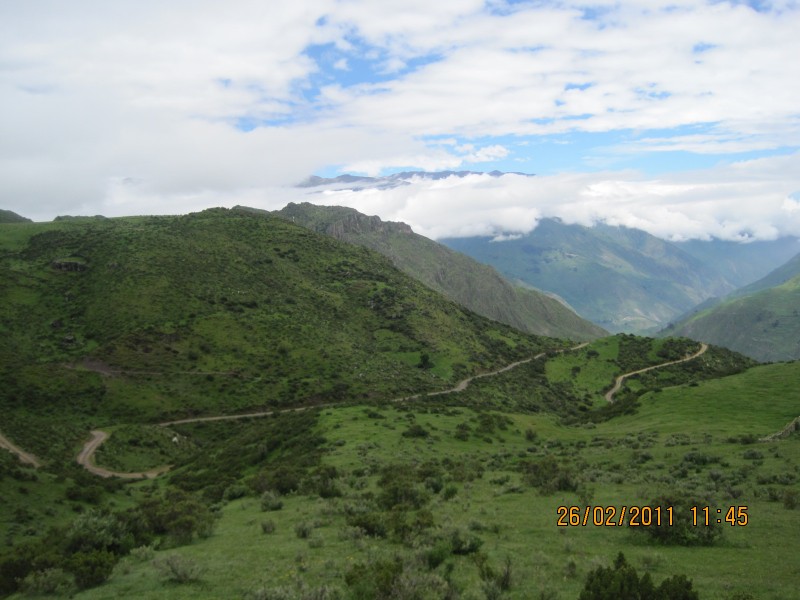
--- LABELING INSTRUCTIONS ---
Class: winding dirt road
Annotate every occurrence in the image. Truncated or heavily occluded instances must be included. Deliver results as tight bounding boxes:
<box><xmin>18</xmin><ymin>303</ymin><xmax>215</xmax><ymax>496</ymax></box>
<box><xmin>2</xmin><ymin>340</ymin><xmax>728</xmax><ymax>479</ymax></box>
<box><xmin>604</xmin><ymin>343</ymin><xmax>709</xmax><ymax>403</ymax></box>
<box><xmin>76</xmin><ymin>343</ymin><xmax>591</xmax><ymax>478</ymax></box>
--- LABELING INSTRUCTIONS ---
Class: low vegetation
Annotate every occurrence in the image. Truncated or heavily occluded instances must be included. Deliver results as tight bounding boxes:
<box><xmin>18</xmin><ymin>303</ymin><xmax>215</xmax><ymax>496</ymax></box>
<box><xmin>0</xmin><ymin>210</ymin><xmax>797</xmax><ymax>599</ymax></box>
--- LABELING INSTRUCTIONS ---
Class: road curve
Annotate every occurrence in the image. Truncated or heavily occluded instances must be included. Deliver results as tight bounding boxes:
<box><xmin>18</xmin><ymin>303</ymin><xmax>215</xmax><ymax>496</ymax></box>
<box><xmin>604</xmin><ymin>343</ymin><xmax>709</xmax><ymax>403</ymax></box>
<box><xmin>76</xmin><ymin>430</ymin><xmax>170</xmax><ymax>479</ymax></box>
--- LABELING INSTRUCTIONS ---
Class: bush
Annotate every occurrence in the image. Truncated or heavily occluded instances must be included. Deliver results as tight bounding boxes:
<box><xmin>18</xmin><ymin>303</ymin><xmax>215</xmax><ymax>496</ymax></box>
<box><xmin>68</xmin><ymin>549</ymin><xmax>117</xmax><ymax>589</ymax></box>
<box><xmin>261</xmin><ymin>520</ymin><xmax>277</xmax><ymax>534</ymax></box>
<box><xmin>449</xmin><ymin>528</ymin><xmax>483</xmax><ymax>555</ymax></box>
<box><xmin>19</xmin><ymin>568</ymin><xmax>75</xmax><ymax>596</ymax></box>
<box><xmin>637</xmin><ymin>494</ymin><xmax>722</xmax><ymax>547</ymax></box>
<box><xmin>521</xmin><ymin>455</ymin><xmax>577</xmax><ymax>494</ymax></box>
<box><xmin>295</xmin><ymin>522</ymin><xmax>313</xmax><ymax>539</ymax></box>
<box><xmin>579</xmin><ymin>553</ymin><xmax>699</xmax><ymax>600</ymax></box>
<box><xmin>402</xmin><ymin>424</ymin><xmax>430</xmax><ymax>439</ymax></box>
<box><xmin>260</xmin><ymin>490</ymin><xmax>284</xmax><ymax>511</ymax></box>
<box><xmin>152</xmin><ymin>554</ymin><xmax>205</xmax><ymax>583</ymax></box>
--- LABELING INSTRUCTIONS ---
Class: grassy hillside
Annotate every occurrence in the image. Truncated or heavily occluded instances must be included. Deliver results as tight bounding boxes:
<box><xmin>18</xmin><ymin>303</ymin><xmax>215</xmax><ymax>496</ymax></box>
<box><xmin>0</xmin><ymin>207</ymin><xmax>795</xmax><ymax>600</ymax></box>
<box><xmin>9</xmin><ymin>353</ymin><xmax>793</xmax><ymax>600</ymax></box>
<box><xmin>442</xmin><ymin>219</ymin><xmax>736</xmax><ymax>333</ymax></box>
<box><xmin>664</xmin><ymin>273</ymin><xmax>800</xmax><ymax>362</ymax></box>
<box><xmin>0</xmin><ymin>208</ymin><xmax>558</xmax><ymax>466</ymax></box>
<box><xmin>272</xmin><ymin>203</ymin><xmax>606</xmax><ymax>341</ymax></box>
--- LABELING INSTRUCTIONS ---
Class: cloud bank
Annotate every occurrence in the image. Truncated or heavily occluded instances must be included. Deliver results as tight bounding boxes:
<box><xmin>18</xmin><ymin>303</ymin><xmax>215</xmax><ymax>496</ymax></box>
<box><xmin>1</xmin><ymin>0</ymin><xmax>798</xmax><ymax>240</ymax></box>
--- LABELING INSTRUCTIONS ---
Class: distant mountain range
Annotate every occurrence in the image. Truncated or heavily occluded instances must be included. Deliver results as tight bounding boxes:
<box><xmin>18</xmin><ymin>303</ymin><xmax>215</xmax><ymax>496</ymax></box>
<box><xmin>297</xmin><ymin>170</ymin><xmax>531</xmax><ymax>191</ymax></box>
<box><xmin>269</xmin><ymin>203</ymin><xmax>606</xmax><ymax>341</ymax></box>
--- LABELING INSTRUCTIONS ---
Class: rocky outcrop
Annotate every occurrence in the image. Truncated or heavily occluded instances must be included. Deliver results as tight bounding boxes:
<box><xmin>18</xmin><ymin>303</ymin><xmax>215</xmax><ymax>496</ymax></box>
<box><xmin>325</xmin><ymin>213</ymin><xmax>413</xmax><ymax>239</ymax></box>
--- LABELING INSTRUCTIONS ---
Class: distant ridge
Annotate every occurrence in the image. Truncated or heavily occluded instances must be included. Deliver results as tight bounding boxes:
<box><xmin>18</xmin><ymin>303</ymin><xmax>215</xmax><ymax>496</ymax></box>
<box><xmin>442</xmin><ymin>218</ymin><xmax>735</xmax><ymax>333</ymax></box>
<box><xmin>272</xmin><ymin>202</ymin><xmax>606</xmax><ymax>342</ymax></box>
<box><xmin>663</xmin><ymin>252</ymin><xmax>800</xmax><ymax>362</ymax></box>
<box><xmin>297</xmin><ymin>170</ymin><xmax>532</xmax><ymax>190</ymax></box>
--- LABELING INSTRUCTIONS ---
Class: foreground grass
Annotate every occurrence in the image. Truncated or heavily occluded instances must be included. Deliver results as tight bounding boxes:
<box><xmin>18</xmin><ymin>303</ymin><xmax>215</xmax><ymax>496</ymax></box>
<box><xmin>65</xmin><ymin>362</ymin><xmax>799</xmax><ymax>600</ymax></box>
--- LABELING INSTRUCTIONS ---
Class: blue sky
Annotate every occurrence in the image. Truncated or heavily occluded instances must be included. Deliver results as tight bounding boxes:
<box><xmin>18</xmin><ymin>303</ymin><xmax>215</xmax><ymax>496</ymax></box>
<box><xmin>1</xmin><ymin>0</ymin><xmax>799</xmax><ymax>240</ymax></box>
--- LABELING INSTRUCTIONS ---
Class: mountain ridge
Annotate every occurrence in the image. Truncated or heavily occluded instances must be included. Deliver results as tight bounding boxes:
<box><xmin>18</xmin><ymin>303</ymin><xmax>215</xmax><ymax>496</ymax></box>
<box><xmin>271</xmin><ymin>203</ymin><xmax>606</xmax><ymax>341</ymax></box>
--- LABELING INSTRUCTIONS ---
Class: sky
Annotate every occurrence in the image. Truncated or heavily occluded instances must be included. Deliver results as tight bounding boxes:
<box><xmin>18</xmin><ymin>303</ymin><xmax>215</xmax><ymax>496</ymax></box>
<box><xmin>1</xmin><ymin>0</ymin><xmax>800</xmax><ymax>241</ymax></box>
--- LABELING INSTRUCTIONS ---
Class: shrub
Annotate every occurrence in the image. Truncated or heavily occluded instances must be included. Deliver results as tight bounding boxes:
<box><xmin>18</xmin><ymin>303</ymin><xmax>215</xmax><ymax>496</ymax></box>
<box><xmin>521</xmin><ymin>455</ymin><xmax>577</xmax><ymax>494</ymax></box>
<box><xmin>295</xmin><ymin>522</ymin><xmax>313</xmax><ymax>539</ymax></box>
<box><xmin>129</xmin><ymin>545</ymin><xmax>156</xmax><ymax>562</ymax></box>
<box><xmin>19</xmin><ymin>568</ymin><xmax>75</xmax><ymax>596</ymax></box>
<box><xmin>443</xmin><ymin>485</ymin><xmax>458</xmax><ymax>501</ymax></box>
<box><xmin>260</xmin><ymin>490</ymin><xmax>284</xmax><ymax>511</ymax></box>
<box><xmin>579</xmin><ymin>553</ymin><xmax>699</xmax><ymax>600</ymax></box>
<box><xmin>449</xmin><ymin>527</ymin><xmax>483</xmax><ymax>555</ymax></box>
<box><xmin>261</xmin><ymin>520</ymin><xmax>276</xmax><ymax>534</ymax></box>
<box><xmin>68</xmin><ymin>549</ymin><xmax>117</xmax><ymax>589</ymax></box>
<box><xmin>402</xmin><ymin>424</ymin><xmax>430</xmax><ymax>439</ymax></box>
<box><xmin>152</xmin><ymin>554</ymin><xmax>205</xmax><ymax>583</ymax></box>
<box><xmin>637</xmin><ymin>494</ymin><xmax>722</xmax><ymax>547</ymax></box>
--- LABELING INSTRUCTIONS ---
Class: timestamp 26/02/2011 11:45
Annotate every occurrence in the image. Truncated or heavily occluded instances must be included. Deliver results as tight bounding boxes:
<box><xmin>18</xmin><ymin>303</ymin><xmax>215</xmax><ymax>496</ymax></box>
<box><xmin>556</xmin><ymin>505</ymin><xmax>749</xmax><ymax>527</ymax></box>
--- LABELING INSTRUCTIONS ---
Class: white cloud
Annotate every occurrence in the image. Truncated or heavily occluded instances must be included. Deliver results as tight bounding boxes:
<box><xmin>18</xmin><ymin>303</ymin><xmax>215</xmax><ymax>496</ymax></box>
<box><xmin>285</xmin><ymin>152</ymin><xmax>800</xmax><ymax>242</ymax></box>
<box><xmin>0</xmin><ymin>0</ymin><xmax>798</xmax><ymax>224</ymax></box>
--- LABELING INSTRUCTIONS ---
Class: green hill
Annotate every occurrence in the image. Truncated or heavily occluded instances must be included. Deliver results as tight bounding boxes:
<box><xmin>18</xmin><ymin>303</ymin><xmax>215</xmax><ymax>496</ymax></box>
<box><xmin>4</xmin><ymin>342</ymin><xmax>792</xmax><ymax>600</ymax></box>
<box><xmin>0</xmin><ymin>209</ymin><xmax>31</xmax><ymax>223</ymax></box>
<box><xmin>0</xmin><ymin>207</ymin><xmax>796</xmax><ymax>600</ymax></box>
<box><xmin>664</xmin><ymin>268</ymin><xmax>800</xmax><ymax>362</ymax></box>
<box><xmin>442</xmin><ymin>219</ymin><xmax>734</xmax><ymax>333</ymax></box>
<box><xmin>273</xmin><ymin>203</ymin><xmax>606</xmax><ymax>341</ymax></box>
<box><xmin>0</xmin><ymin>208</ymin><xmax>558</xmax><ymax>463</ymax></box>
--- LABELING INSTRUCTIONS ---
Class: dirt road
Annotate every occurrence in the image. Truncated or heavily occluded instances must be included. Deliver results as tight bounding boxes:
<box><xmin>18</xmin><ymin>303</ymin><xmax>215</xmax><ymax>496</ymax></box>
<box><xmin>604</xmin><ymin>343</ymin><xmax>709</xmax><ymax>403</ymax></box>
<box><xmin>0</xmin><ymin>431</ymin><xmax>42</xmax><ymax>468</ymax></box>
<box><xmin>75</xmin><ymin>430</ymin><xmax>171</xmax><ymax>479</ymax></box>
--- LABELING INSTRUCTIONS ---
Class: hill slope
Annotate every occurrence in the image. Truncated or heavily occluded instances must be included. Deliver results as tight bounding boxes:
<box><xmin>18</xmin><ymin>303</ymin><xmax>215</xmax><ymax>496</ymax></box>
<box><xmin>0</xmin><ymin>209</ymin><xmax>31</xmax><ymax>223</ymax></box>
<box><xmin>664</xmin><ymin>254</ymin><xmax>800</xmax><ymax>361</ymax></box>
<box><xmin>0</xmin><ymin>208</ymin><xmax>558</xmax><ymax>462</ymax></box>
<box><xmin>273</xmin><ymin>203</ymin><xmax>606</xmax><ymax>341</ymax></box>
<box><xmin>442</xmin><ymin>219</ymin><xmax>733</xmax><ymax>333</ymax></box>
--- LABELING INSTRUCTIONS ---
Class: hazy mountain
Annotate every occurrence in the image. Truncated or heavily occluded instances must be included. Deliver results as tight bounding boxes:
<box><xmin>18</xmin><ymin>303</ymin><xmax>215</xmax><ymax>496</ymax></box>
<box><xmin>442</xmin><ymin>219</ymin><xmax>739</xmax><ymax>333</ymax></box>
<box><xmin>0</xmin><ymin>209</ymin><xmax>31</xmax><ymax>223</ymax></box>
<box><xmin>663</xmin><ymin>252</ymin><xmax>800</xmax><ymax>361</ymax></box>
<box><xmin>272</xmin><ymin>203</ymin><xmax>606</xmax><ymax>341</ymax></box>
<box><xmin>297</xmin><ymin>170</ymin><xmax>531</xmax><ymax>191</ymax></box>
<box><xmin>674</xmin><ymin>238</ymin><xmax>800</xmax><ymax>289</ymax></box>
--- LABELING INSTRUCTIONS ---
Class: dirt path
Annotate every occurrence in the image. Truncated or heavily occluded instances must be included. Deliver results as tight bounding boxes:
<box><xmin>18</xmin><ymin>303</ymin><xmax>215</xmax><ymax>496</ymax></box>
<box><xmin>0</xmin><ymin>431</ymin><xmax>42</xmax><ymax>468</ymax></box>
<box><xmin>77</xmin><ymin>342</ymin><xmax>591</xmax><ymax>478</ymax></box>
<box><xmin>75</xmin><ymin>430</ymin><xmax>171</xmax><ymax>479</ymax></box>
<box><xmin>604</xmin><ymin>343</ymin><xmax>709</xmax><ymax>403</ymax></box>
<box><xmin>761</xmin><ymin>416</ymin><xmax>800</xmax><ymax>442</ymax></box>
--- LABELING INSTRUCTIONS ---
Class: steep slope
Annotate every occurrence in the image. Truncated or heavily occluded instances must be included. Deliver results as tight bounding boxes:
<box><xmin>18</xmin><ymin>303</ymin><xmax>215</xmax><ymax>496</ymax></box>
<box><xmin>0</xmin><ymin>208</ymin><xmax>558</xmax><ymax>462</ymax></box>
<box><xmin>442</xmin><ymin>219</ymin><xmax>733</xmax><ymax>333</ymax></box>
<box><xmin>664</xmin><ymin>255</ymin><xmax>800</xmax><ymax>362</ymax></box>
<box><xmin>273</xmin><ymin>203</ymin><xmax>606</xmax><ymax>341</ymax></box>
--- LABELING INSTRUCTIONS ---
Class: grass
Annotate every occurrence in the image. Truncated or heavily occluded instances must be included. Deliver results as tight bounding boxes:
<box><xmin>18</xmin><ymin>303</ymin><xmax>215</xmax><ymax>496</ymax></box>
<box><xmin>52</xmin><ymin>358</ymin><xmax>800</xmax><ymax>599</ymax></box>
<box><xmin>1</xmin><ymin>210</ymin><xmax>797</xmax><ymax>599</ymax></box>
